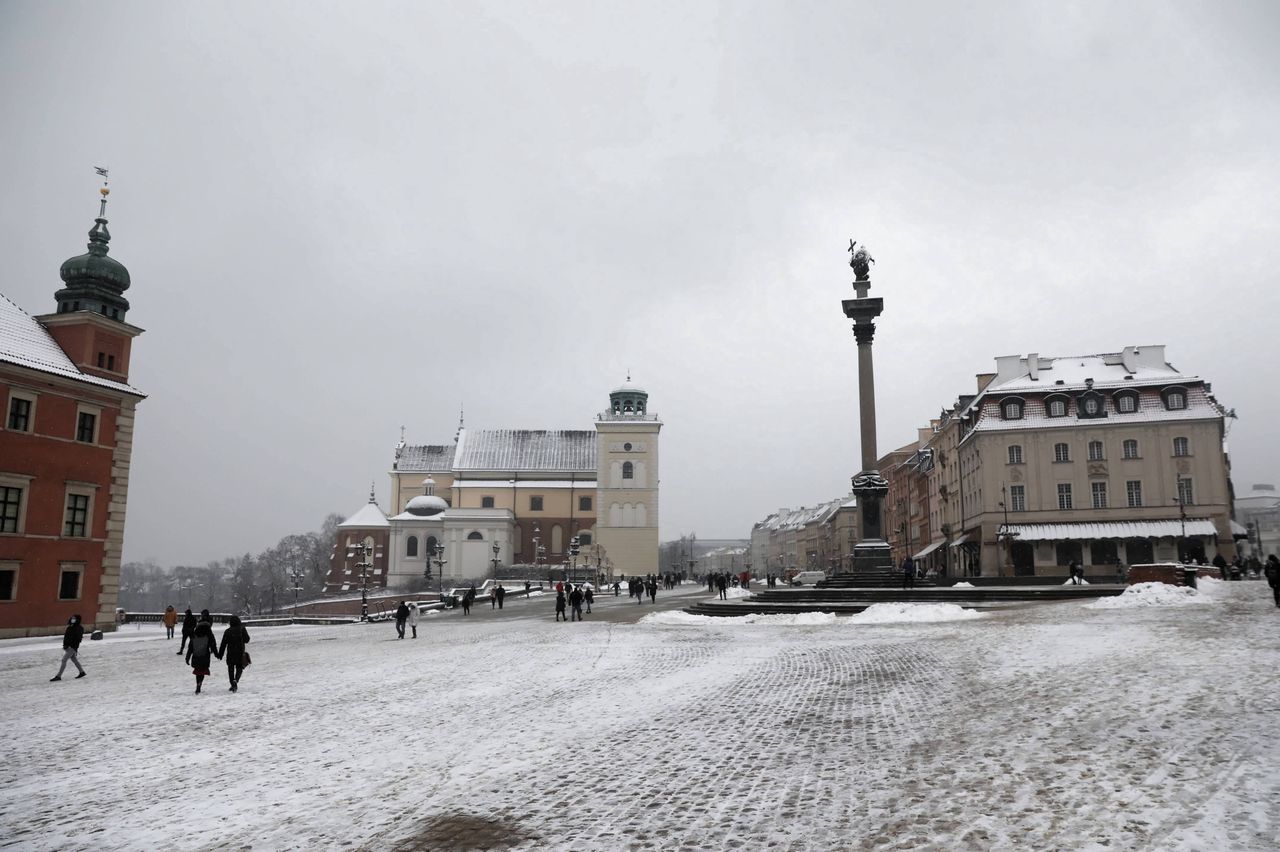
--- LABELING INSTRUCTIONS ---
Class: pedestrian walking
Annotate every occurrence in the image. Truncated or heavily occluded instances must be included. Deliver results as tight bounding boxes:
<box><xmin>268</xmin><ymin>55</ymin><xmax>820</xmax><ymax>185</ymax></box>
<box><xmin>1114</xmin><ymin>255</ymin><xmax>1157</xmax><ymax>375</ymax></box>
<box><xmin>584</xmin><ymin>585</ymin><xmax>594</xmax><ymax>613</ymax></box>
<box><xmin>394</xmin><ymin>601</ymin><xmax>409</xmax><ymax>638</ymax></box>
<box><xmin>555</xmin><ymin>590</ymin><xmax>567</xmax><ymax>622</ymax></box>
<box><xmin>569</xmin><ymin>585</ymin><xmax>584</xmax><ymax>621</ymax></box>
<box><xmin>408</xmin><ymin>602</ymin><xmax>420</xmax><ymax>638</ymax></box>
<box><xmin>49</xmin><ymin>614</ymin><xmax>87</xmax><ymax>681</ymax></box>
<box><xmin>491</xmin><ymin>586</ymin><xmax>498</xmax><ymax>609</ymax></box>
<box><xmin>1264</xmin><ymin>555</ymin><xmax>1280</xmax><ymax>608</ymax></box>
<box><xmin>524</xmin><ymin>581</ymin><xmax>531</xmax><ymax>596</ymax></box>
<box><xmin>647</xmin><ymin>578</ymin><xmax>658</xmax><ymax>603</ymax></box>
<box><xmin>902</xmin><ymin>556</ymin><xmax>916</xmax><ymax>590</ymax></box>
<box><xmin>162</xmin><ymin>605</ymin><xmax>178</xmax><ymax>640</ymax></box>
<box><xmin>716</xmin><ymin>574</ymin><xmax>727</xmax><ymax>601</ymax></box>
<box><xmin>461</xmin><ymin>589</ymin><xmax>474</xmax><ymax>615</ymax></box>
<box><xmin>217</xmin><ymin>615</ymin><xmax>251</xmax><ymax>692</ymax></box>
<box><xmin>612</xmin><ymin>581</ymin><xmax>620</xmax><ymax>596</ymax></box>
<box><xmin>178</xmin><ymin>608</ymin><xmax>196</xmax><ymax>655</ymax></box>
<box><xmin>185</xmin><ymin>619</ymin><xmax>217</xmax><ymax>694</ymax></box>
<box><xmin>495</xmin><ymin>584</ymin><xmax>506</xmax><ymax>610</ymax></box>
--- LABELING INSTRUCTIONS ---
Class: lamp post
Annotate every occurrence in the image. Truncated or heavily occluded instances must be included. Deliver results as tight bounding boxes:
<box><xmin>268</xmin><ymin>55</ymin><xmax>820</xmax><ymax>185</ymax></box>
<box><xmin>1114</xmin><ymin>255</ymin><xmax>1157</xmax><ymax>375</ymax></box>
<box><xmin>288</xmin><ymin>568</ymin><xmax>304</xmax><ymax>621</ymax></box>
<box><xmin>997</xmin><ymin>484</ymin><xmax>1020</xmax><ymax>577</ymax></box>
<box><xmin>491</xmin><ymin>541</ymin><xmax>501</xmax><ymax>580</ymax></box>
<box><xmin>347</xmin><ymin>542</ymin><xmax>374</xmax><ymax>622</ymax></box>
<box><xmin>1173</xmin><ymin>493</ymin><xmax>1188</xmax><ymax>562</ymax></box>
<box><xmin>429</xmin><ymin>541</ymin><xmax>447</xmax><ymax>599</ymax></box>
<box><xmin>568</xmin><ymin>536</ymin><xmax>581</xmax><ymax>584</ymax></box>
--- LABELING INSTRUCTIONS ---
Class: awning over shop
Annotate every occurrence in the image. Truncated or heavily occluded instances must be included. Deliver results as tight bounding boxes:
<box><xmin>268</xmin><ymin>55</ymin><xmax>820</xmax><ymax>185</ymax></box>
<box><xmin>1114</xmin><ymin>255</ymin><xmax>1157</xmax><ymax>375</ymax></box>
<box><xmin>1230</xmin><ymin>520</ymin><xmax>1249</xmax><ymax>538</ymax></box>
<box><xmin>1005</xmin><ymin>519</ymin><xmax>1218</xmax><ymax>541</ymax></box>
<box><xmin>913</xmin><ymin>539</ymin><xmax>946</xmax><ymax>559</ymax></box>
<box><xmin>949</xmin><ymin>534</ymin><xmax>970</xmax><ymax>547</ymax></box>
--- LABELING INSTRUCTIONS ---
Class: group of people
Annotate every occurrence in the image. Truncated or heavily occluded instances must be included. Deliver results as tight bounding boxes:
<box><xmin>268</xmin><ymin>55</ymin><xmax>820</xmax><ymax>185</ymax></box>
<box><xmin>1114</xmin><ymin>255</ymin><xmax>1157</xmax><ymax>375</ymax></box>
<box><xmin>160</xmin><ymin>605</ymin><xmax>251</xmax><ymax>693</ymax></box>
<box><xmin>626</xmin><ymin>575</ymin><xmax>660</xmax><ymax>604</ymax></box>
<box><xmin>393</xmin><ymin>601</ymin><xmax>421</xmax><ymax>638</ymax></box>
<box><xmin>554</xmin><ymin>581</ymin><xmax>595</xmax><ymax>621</ymax></box>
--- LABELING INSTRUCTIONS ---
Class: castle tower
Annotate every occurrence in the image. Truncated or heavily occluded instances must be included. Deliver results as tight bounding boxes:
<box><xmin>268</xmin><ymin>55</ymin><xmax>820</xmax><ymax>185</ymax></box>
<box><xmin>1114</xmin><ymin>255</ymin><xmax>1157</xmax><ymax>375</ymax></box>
<box><xmin>594</xmin><ymin>379</ymin><xmax>662</xmax><ymax>578</ymax></box>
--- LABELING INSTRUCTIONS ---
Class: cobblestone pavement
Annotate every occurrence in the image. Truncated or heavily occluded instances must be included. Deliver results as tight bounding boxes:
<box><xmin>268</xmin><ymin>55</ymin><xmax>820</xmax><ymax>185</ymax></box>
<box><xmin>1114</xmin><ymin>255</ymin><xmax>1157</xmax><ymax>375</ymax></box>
<box><xmin>2</xmin><ymin>583</ymin><xmax>1277</xmax><ymax>851</ymax></box>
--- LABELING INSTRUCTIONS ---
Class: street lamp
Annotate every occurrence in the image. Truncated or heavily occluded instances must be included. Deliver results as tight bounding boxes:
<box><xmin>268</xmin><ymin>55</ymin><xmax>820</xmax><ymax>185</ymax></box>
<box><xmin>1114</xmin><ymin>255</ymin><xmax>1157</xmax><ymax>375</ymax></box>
<box><xmin>1173</xmin><ymin>493</ymin><xmax>1188</xmax><ymax>562</ymax></box>
<box><xmin>491</xmin><ymin>541</ymin><xmax>501</xmax><ymax>580</ymax></box>
<box><xmin>568</xmin><ymin>536</ymin><xmax>581</xmax><ymax>584</ymax></box>
<box><xmin>429</xmin><ymin>541</ymin><xmax>448</xmax><ymax>598</ymax></box>
<box><xmin>347</xmin><ymin>541</ymin><xmax>374</xmax><ymax>622</ymax></box>
<box><xmin>288</xmin><ymin>568</ymin><xmax>304</xmax><ymax>621</ymax></box>
<box><xmin>997</xmin><ymin>483</ymin><xmax>1020</xmax><ymax>577</ymax></box>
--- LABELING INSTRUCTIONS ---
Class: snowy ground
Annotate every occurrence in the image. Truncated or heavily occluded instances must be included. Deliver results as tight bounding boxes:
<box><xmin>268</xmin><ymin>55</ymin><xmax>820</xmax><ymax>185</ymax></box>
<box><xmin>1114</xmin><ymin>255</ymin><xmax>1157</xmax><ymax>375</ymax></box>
<box><xmin>2</xmin><ymin>582</ymin><xmax>1278</xmax><ymax>851</ymax></box>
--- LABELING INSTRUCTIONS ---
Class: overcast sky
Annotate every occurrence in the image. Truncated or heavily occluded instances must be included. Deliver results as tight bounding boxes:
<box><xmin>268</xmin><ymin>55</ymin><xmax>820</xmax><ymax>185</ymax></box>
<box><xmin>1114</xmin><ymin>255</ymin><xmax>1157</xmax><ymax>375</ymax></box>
<box><xmin>3</xmin><ymin>1</ymin><xmax>1277</xmax><ymax>566</ymax></box>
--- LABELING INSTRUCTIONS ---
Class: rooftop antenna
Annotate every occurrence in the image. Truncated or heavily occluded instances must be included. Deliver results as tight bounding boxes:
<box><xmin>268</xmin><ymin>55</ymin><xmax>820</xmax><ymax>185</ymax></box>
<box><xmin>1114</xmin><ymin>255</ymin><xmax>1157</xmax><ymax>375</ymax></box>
<box><xmin>454</xmin><ymin>404</ymin><xmax>464</xmax><ymax>442</ymax></box>
<box><xmin>368</xmin><ymin>481</ymin><xmax>377</xmax><ymax>503</ymax></box>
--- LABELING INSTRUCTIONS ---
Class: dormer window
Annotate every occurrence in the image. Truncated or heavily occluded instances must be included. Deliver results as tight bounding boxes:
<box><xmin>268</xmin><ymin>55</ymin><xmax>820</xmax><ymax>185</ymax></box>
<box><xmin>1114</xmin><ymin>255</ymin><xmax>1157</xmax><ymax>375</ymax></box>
<box><xmin>1001</xmin><ymin>399</ymin><xmax>1024</xmax><ymax>420</ymax></box>
<box><xmin>1077</xmin><ymin>390</ymin><xmax>1106</xmax><ymax>419</ymax></box>
<box><xmin>1046</xmin><ymin>396</ymin><xmax>1068</xmax><ymax>418</ymax></box>
<box><xmin>1162</xmin><ymin>388</ymin><xmax>1188</xmax><ymax>410</ymax></box>
<box><xmin>1113</xmin><ymin>391</ymin><xmax>1139</xmax><ymax>414</ymax></box>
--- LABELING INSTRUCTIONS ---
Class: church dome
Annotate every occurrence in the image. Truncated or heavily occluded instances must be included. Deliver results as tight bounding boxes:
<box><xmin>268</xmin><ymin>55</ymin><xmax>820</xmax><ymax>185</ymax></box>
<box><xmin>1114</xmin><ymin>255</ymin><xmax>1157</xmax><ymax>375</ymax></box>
<box><xmin>608</xmin><ymin>378</ymin><xmax>649</xmax><ymax>416</ymax></box>
<box><xmin>60</xmin><ymin>218</ymin><xmax>131</xmax><ymax>291</ymax></box>
<box><xmin>405</xmin><ymin>494</ymin><xmax>448</xmax><ymax>517</ymax></box>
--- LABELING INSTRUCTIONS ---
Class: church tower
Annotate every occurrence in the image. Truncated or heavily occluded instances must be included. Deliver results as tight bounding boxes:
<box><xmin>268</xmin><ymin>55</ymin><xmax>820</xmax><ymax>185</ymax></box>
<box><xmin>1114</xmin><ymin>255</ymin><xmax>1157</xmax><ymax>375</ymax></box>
<box><xmin>35</xmin><ymin>177</ymin><xmax>143</xmax><ymax>383</ymax></box>
<box><xmin>594</xmin><ymin>379</ymin><xmax>662</xmax><ymax>577</ymax></box>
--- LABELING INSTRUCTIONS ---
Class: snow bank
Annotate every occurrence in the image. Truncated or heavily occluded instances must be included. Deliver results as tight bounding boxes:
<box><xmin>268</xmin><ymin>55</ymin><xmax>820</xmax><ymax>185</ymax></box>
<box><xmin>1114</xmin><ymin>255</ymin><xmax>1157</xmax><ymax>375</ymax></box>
<box><xmin>952</xmin><ymin>582</ymin><xmax>975</xmax><ymax>588</ymax></box>
<box><xmin>642</xmin><ymin>611</ymin><xmax>838</xmax><ymax>627</ymax></box>
<box><xmin>1062</xmin><ymin>578</ymin><xmax>1091</xmax><ymax>585</ymax></box>
<box><xmin>1084</xmin><ymin>581</ymin><xmax>1215</xmax><ymax>609</ymax></box>
<box><xmin>846</xmin><ymin>603</ymin><xmax>986</xmax><ymax>624</ymax></box>
<box><xmin>711</xmin><ymin>586</ymin><xmax>752</xmax><ymax>600</ymax></box>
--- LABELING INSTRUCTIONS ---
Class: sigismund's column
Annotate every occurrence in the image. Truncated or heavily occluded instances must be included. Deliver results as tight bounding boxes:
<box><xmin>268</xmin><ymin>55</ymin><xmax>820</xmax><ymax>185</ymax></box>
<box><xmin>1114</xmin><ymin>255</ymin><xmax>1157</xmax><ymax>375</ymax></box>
<box><xmin>840</xmin><ymin>241</ymin><xmax>893</xmax><ymax>576</ymax></box>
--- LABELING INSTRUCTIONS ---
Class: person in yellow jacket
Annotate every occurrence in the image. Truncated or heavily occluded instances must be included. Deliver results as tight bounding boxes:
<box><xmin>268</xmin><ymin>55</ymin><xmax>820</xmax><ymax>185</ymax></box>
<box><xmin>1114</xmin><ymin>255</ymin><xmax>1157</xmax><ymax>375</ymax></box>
<box><xmin>162</xmin><ymin>605</ymin><xmax>178</xmax><ymax>640</ymax></box>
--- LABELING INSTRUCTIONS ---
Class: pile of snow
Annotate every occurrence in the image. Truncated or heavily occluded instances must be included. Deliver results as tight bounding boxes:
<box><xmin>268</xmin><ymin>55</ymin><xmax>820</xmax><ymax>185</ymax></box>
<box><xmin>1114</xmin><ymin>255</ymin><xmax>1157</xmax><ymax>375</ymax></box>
<box><xmin>712</xmin><ymin>586</ymin><xmax>752</xmax><ymax>600</ymax></box>
<box><xmin>952</xmin><ymin>581</ymin><xmax>975</xmax><ymax>588</ymax></box>
<box><xmin>847</xmin><ymin>603</ymin><xmax>986</xmax><ymax>624</ymax></box>
<box><xmin>642</xmin><ymin>611</ymin><xmax>838</xmax><ymax>627</ymax></box>
<box><xmin>1084</xmin><ymin>582</ymin><xmax>1215</xmax><ymax>609</ymax></box>
<box><xmin>1062</xmin><ymin>578</ymin><xmax>1091</xmax><ymax>585</ymax></box>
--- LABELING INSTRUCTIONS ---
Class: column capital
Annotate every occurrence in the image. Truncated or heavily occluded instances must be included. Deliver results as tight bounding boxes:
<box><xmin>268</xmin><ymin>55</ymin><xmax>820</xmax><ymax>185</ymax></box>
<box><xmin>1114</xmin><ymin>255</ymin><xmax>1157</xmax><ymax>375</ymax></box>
<box><xmin>852</xmin><ymin>323</ymin><xmax>877</xmax><ymax>345</ymax></box>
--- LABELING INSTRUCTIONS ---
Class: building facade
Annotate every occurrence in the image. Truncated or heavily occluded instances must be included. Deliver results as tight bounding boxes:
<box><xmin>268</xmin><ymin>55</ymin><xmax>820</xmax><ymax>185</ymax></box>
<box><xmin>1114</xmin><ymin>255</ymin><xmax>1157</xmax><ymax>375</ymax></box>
<box><xmin>1</xmin><ymin>190</ymin><xmax>145</xmax><ymax>637</ymax></box>
<box><xmin>328</xmin><ymin>382</ymin><xmax>660</xmax><ymax>591</ymax></box>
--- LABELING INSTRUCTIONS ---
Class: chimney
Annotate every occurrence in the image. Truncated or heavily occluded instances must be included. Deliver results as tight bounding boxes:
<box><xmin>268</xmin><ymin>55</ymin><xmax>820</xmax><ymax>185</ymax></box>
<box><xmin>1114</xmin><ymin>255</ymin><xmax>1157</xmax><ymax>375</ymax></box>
<box><xmin>1027</xmin><ymin>353</ymin><xmax>1039</xmax><ymax>381</ymax></box>
<box><xmin>993</xmin><ymin>355</ymin><xmax>1023</xmax><ymax>384</ymax></box>
<box><xmin>1120</xmin><ymin>346</ymin><xmax>1137</xmax><ymax>373</ymax></box>
<box><xmin>976</xmin><ymin>372</ymin><xmax>996</xmax><ymax>393</ymax></box>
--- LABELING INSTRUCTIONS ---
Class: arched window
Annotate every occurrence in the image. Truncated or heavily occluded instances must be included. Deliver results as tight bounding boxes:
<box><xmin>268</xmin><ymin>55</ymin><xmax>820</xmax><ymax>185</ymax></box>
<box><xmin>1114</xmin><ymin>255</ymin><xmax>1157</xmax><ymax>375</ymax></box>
<box><xmin>1173</xmin><ymin>437</ymin><xmax>1190</xmax><ymax>457</ymax></box>
<box><xmin>467</xmin><ymin>531</ymin><xmax>484</xmax><ymax>540</ymax></box>
<box><xmin>622</xmin><ymin>461</ymin><xmax>634</xmax><ymax>480</ymax></box>
<box><xmin>1162</xmin><ymin>387</ymin><xmax>1188</xmax><ymax>410</ymax></box>
<box><xmin>406</xmin><ymin>535</ymin><xmax>419</xmax><ymax>557</ymax></box>
<box><xmin>1047</xmin><ymin>396</ymin><xmax>1068</xmax><ymax>417</ymax></box>
<box><xmin>1088</xmin><ymin>440</ymin><xmax>1104</xmax><ymax>461</ymax></box>
<box><xmin>425</xmin><ymin>536</ymin><xmax>438</xmax><ymax>557</ymax></box>
<box><xmin>1002</xmin><ymin>399</ymin><xmax>1024</xmax><ymax>420</ymax></box>
<box><xmin>481</xmin><ymin>496</ymin><xmax>495</xmax><ymax>508</ymax></box>
<box><xmin>1122</xmin><ymin>439</ymin><xmax>1139</xmax><ymax>459</ymax></box>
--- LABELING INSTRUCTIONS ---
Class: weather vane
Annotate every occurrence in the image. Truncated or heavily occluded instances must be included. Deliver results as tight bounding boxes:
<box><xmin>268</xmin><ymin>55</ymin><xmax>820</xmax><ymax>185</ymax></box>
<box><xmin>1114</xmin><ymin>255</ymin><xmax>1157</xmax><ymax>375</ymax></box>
<box><xmin>93</xmin><ymin>166</ymin><xmax>110</xmax><ymax>216</ymax></box>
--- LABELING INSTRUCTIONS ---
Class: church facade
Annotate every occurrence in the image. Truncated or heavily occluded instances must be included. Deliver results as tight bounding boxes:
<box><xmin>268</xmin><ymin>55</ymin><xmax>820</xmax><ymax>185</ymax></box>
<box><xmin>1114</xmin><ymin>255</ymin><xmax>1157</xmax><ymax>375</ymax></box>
<box><xmin>327</xmin><ymin>383</ymin><xmax>661</xmax><ymax>592</ymax></box>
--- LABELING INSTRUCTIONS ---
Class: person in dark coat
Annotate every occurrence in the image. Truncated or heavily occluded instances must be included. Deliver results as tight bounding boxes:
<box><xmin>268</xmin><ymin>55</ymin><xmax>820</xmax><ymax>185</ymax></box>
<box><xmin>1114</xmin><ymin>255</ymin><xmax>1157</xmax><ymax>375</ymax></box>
<box><xmin>50</xmin><ymin>614</ymin><xmax>86</xmax><ymax>681</ymax></box>
<box><xmin>394</xmin><ymin>602</ymin><xmax>409</xmax><ymax>638</ymax></box>
<box><xmin>902</xmin><ymin>556</ymin><xmax>916</xmax><ymax>590</ymax></box>
<box><xmin>569</xmin><ymin>585</ymin><xmax>584</xmax><ymax>621</ymax></box>
<box><xmin>1068</xmin><ymin>560</ymin><xmax>1082</xmax><ymax>585</ymax></box>
<box><xmin>185</xmin><ymin>620</ymin><xmax>217</xmax><ymax>694</ymax></box>
<box><xmin>495</xmin><ymin>584</ymin><xmax>506</xmax><ymax>610</ymax></box>
<box><xmin>555</xmin><ymin>590</ymin><xmax>567</xmax><ymax>621</ymax></box>
<box><xmin>1264</xmin><ymin>555</ymin><xmax>1280</xmax><ymax>608</ymax></box>
<box><xmin>583</xmin><ymin>585</ymin><xmax>594</xmax><ymax>613</ymax></box>
<box><xmin>715</xmin><ymin>574</ymin><xmax>728</xmax><ymax>601</ymax></box>
<box><xmin>178</xmin><ymin>608</ymin><xmax>197</xmax><ymax>655</ymax></box>
<box><xmin>217</xmin><ymin>615</ymin><xmax>251</xmax><ymax>692</ymax></box>
<box><xmin>461</xmin><ymin>589</ymin><xmax>474</xmax><ymax>615</ymax></box>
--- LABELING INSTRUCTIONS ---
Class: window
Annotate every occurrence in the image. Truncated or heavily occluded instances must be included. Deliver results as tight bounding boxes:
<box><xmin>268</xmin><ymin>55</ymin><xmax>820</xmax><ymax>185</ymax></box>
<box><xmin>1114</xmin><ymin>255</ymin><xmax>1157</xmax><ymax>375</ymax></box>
<box><xmin>107</xmin><ymin>354</ymin><xmax>115</xmax><ymax>371</ymax></box>
<box><xmin>63</xmin><ymin>494</ymin><xmax>90</xmax><ymax>537</ymax></box>
<box><xmin>1177</xmin><ymin>478</ymin><xmax>1194</xmax><ymax>506</ymax></box>
<box><xmin>466</xmin><ymin>531</ymin><xmax>484</xmax><ymax>540</ymax></box>
<box><xmin>1122</xmin><ymin>439</ymin><xmax>1139</xmax><ymax>459</ymax></box>
<box><xmin>1007</xmin><ymin>445</ymin><xmax>1023</xmax><ymax>464</ymax></box>
<box><xmin>1047</xmin><ymin>398</ymin><xmax>1067</xmax><ymax>417</ymax></box>
<box><xmin>622</xmin><ymin>461</ymin><xmax>634</xmax><ymax>480</ymax></box>
<box><xmin>1173</xmin><ymin>437</ymin><xmax>1190</xmax><ymax>457</ymax></box>
<box><xmin>1053</xmin><ymin>443</ymin><xmax>1070</xmax><ymax>462</ymax></box>
<box><xmin>58</xmin><ymin>566</ymin><xmax>83</xmax><ymax>600</ymax></box>
<box><xmin>1002</xmin><ymin>399</ymin><xmax>1024</xmax><ymax>420</ymax></box>
<box><xmin>7</xmin><ymin>395</ymin><xmax>33</xmax><ymax>432</ymax></box>
<box><xmin>1057</xmin><ymin>483</ymin><xmax>1073</xmax><ymax>510</ymax></box>
<box><xmin>1126</xmin><ymin>480</ymin><xmax>1143</xmax><ymax>508</ymax></box>
<box><xmin>406</xmin><ymin>536</ymin><xmax>418</xmax><ymax>557</ymax></box>
<box><xmin>577</xmin><ymin>532</ymin><xmax>592</xmax><ymax>545</ymax></box>
<box><xmin>579</xmin><ymin>495</ymin><xmax>592</xmax><ymax>511</ymax></box>
<box><xmin>1009</xmin><ymin>485</ymin><xmax>1026</xmax><ymax>512</ymax></box>
<box><xmin>76</xmin><ymin>412</ymin><xmax>97</xmax><ymax>443</ymax></box>
<box><xmin>530</xmin><ymin>496</ymin><xmax>543</xmax><ymax>511</ymax></box>
<box><xmin>1163</xmin><ymin>388</ymin><xmax>1187</xmax><ymax>410</ymax></box>
<box><xmin>1115</xmin><ymin>392</ymin><xmax>1138</xmax><ymax>414</ymax></box>
<box><xmin>623</xmin><ymin>442</ymin><xmax>632</xmax><ymax>452</ymax></box>
<box><xmin>481</xmin><ymin>496</ymin><xmax>495</xmax><ymax>508</ymax></box>
<box><xmin>97</xmin><ymin>352</ymin><xmax>105</xmax><ymax>368</ymax></box>
<box><xmin>1079</xmin><ymin>395</ymin><xmax>1104</xmax><ymax>417</ymax></box>
<box><xmin>1088</xmin><ymin>441</ymin><xmax>1104</xmax><ymax>461</ymax></box>
<box><xmin>1055</xmin><ymin>541</ymin><xmax>1083</xmax><ymax>567</ymax></box>
<box><xmin>0</xmin><ymin>486</ymin><xmax>22</xmax><ymax>533</ymax></box>
<box><xmin>1091</xmin><ymin>482</ymin><xmax>1108</xmax><ymax>509</ymax></box>
<box><xmin>0</xmin><ymin>564</ymin><xmax>15</xmax><ymax>600</ymax></box>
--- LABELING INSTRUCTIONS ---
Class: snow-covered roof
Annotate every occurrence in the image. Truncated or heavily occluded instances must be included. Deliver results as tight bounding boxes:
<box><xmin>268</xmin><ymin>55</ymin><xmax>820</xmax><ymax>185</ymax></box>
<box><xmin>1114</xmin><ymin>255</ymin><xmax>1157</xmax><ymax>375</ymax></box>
<box><xmin>454</xmin><ymin>429</ymin><xmax>597</xmax><ymax>472</ymax></box>
<box><xmin>986</xmin><ymin>347</ymin><xmax>1185</xmax><ymax>394</ymax></box>
<box><xmin>971</xmin><ymin>383</ymin><xmax>1222</xmax><ymax>434</ymax></box>
<box><xmin>1006</xmin><ymin>519</ymin><xmax>1218</xmax><ymax>541</ymax></box>
<box><xmin>0</xmin><ymin>292</ymin><xmax>143</xmax><ymax>397</ymax></box>
<box><xmin>396</xmin><ymin>444</ymin><xmax>455</xmax><ymax>473</ymax></box>
<box><xmin>338</xmin><ymin>501</ymin><xmax>389</xmax><ymax>529</ymax></box>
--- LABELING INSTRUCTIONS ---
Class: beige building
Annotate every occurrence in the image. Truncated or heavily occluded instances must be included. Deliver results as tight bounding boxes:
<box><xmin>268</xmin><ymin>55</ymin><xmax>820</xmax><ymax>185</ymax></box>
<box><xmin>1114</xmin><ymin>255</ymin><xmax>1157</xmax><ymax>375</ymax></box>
<box><xmin>942</xmin><ymin>345</ymin><xmax>1234</xmax><ymax>576</ymax></box>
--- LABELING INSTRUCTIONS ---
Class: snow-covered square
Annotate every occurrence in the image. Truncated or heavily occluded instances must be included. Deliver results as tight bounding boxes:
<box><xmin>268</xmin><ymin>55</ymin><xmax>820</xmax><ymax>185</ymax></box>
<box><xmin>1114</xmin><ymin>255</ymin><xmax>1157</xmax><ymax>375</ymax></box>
<box><xmin>2</xmin><ymin>581</ymin><xmax>1277</xmax><ymax>851</ymax></box>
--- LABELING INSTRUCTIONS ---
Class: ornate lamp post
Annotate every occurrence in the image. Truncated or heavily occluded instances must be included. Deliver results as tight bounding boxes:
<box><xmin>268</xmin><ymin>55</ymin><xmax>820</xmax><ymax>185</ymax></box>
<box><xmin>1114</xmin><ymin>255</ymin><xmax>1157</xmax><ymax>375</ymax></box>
<box><xmin>347</xmin><ymin>541</ymin><xmax>374</xmax><ymax>622</ymax></box>
<box><xmin>429</xmin><ymin>541</ymin><xmax>448</xmax><ymax>598</ymax></box>
<box><xmin>568</xmin><ymin>536</ymin><xmax>581</xmax><ymax>584</ymax></box>
<box><xmin>841</xmin><ymin>240</ymin><xmax>892</xmax><ymax>578</ymax></box>
<box><xmin>491</xmin><ymin>541</ymin><xmax>501</xmax><ymax>580</ymax></box>
<box><xmin>288</xmin><ymin>567</ymin><xmax>305</xmax><ymax>620</ymax></box>
<box><xmin>997</xmin><ymin>484</ymin><xmax>1020</xmax><ymax>577</ymax></box>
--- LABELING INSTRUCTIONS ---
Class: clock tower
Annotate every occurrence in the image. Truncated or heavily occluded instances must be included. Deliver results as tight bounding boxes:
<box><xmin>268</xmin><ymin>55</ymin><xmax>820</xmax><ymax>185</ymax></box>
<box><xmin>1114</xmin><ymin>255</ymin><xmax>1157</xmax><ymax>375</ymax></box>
<box><xmin>594</xmin><ymin>379</ymin><xmax>662</xmax><ymax>578</ymax></box>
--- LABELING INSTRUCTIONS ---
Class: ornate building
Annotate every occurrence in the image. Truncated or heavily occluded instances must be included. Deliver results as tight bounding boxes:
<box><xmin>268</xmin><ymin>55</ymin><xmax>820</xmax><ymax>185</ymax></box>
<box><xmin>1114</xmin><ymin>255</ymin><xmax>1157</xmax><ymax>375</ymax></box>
<box><xmin>1</xmin><ymin>185</ymin><xmax>146</xmax><ymax>637</ymax></box>
<box><xmin>328</xmin><ymin>381</ymin><xmax>662</xmax><ymax>591</ymax></box>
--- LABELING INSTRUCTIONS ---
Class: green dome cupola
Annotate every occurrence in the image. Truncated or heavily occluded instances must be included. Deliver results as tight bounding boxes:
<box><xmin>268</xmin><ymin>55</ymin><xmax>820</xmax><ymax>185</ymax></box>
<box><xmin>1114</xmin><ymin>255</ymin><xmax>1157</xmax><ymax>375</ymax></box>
<box><xmin>608</xmin><ymin>375</ymin><xmax>648</xmax><ymax>416</ymax></box>
<box><xmin>54</xmin><ymin>184</ymin><xmax>131</xmax><ymax>322</ymax></box>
